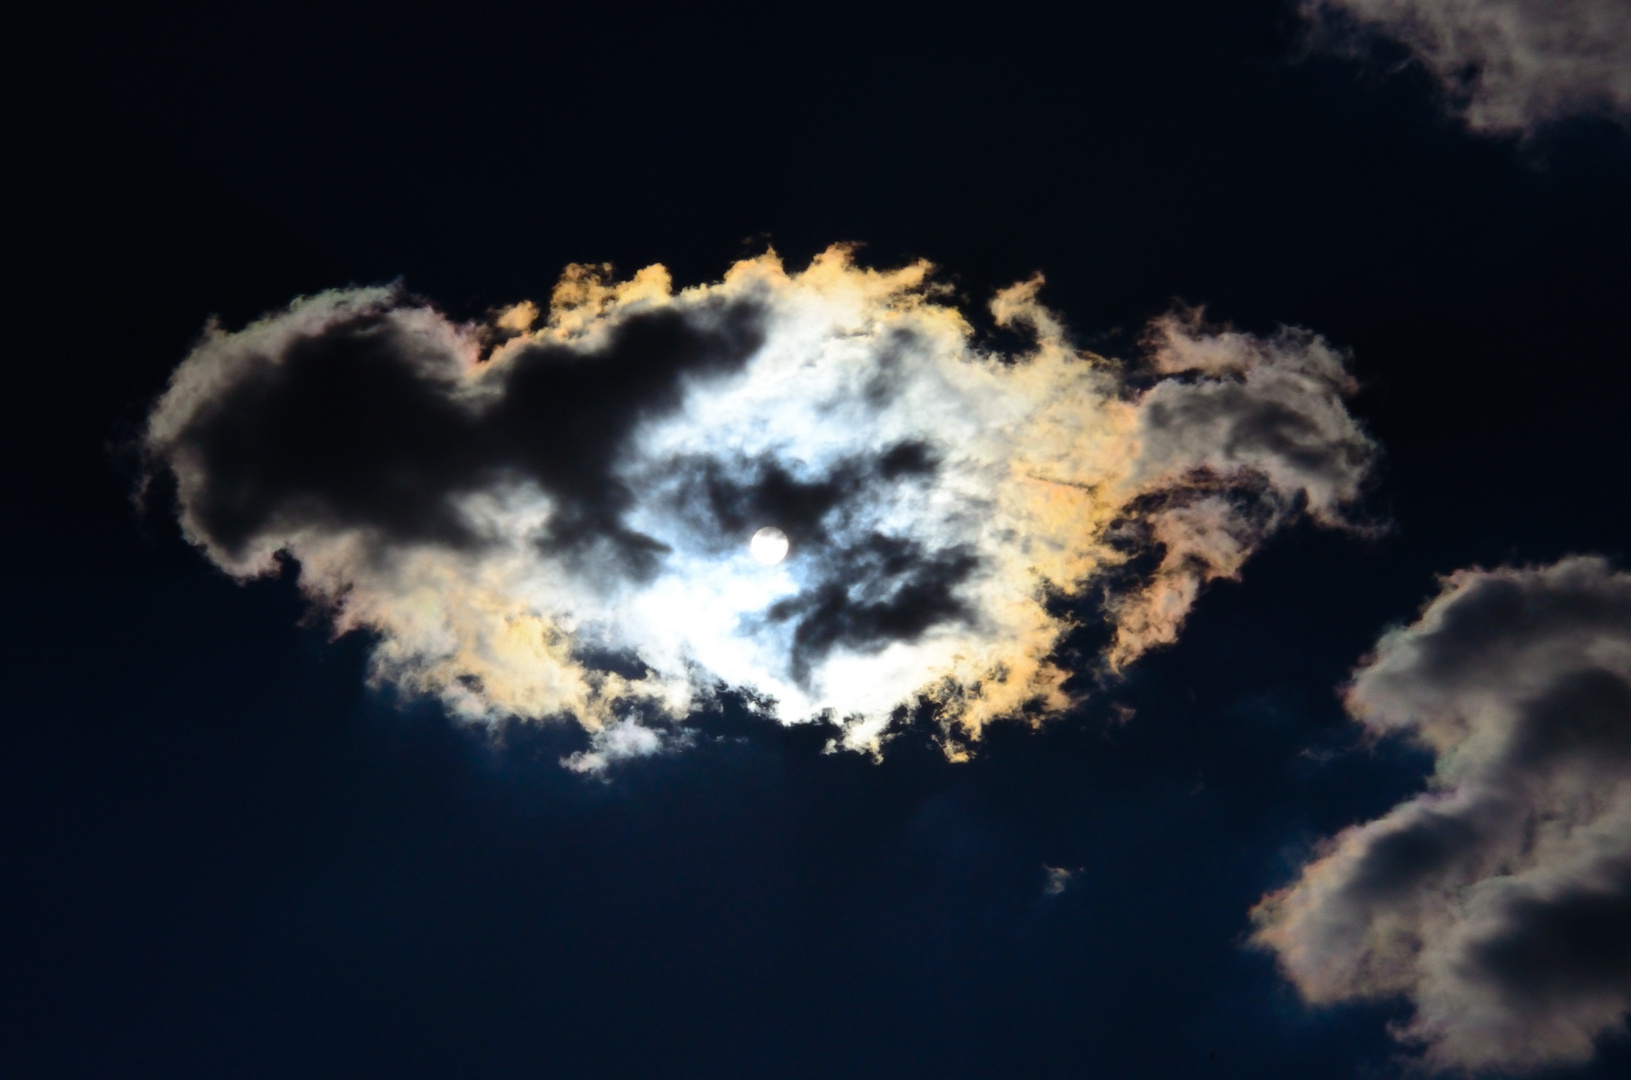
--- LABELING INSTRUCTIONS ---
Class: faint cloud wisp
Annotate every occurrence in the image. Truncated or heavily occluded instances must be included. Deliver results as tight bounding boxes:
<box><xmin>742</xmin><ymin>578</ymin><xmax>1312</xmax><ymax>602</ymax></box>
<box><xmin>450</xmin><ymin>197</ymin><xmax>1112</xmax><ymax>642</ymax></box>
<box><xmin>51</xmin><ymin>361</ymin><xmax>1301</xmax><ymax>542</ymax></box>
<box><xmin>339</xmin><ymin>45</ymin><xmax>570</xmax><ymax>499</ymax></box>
<box><xmin>1303</xmin><ymin>0</ymin><xmax>1631</xmax><ymax>134</ymax></box>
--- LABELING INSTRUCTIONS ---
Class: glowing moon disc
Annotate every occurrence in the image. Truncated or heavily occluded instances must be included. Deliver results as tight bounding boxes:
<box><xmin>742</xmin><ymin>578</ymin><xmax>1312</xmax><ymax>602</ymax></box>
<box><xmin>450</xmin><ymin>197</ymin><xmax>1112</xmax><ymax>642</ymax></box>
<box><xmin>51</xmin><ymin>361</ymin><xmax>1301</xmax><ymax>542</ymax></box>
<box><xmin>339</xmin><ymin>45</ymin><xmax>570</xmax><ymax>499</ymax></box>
<box><xmin>749</xmin><ymin>526</ymin><xmax>790</xmax><ymax>565</ymax></box>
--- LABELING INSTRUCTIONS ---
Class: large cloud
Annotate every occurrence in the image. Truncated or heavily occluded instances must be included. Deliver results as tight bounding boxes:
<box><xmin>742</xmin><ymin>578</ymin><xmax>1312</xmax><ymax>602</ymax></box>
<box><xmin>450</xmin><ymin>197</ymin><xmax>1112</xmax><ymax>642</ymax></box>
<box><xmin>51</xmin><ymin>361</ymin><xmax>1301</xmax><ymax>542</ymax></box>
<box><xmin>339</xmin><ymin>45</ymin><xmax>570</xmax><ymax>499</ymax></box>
<box><xmin>1253</xmin><ymin>556</ymin><xmax>1631</xmax><ymax>1073</ymax></box>
<box><xmin>143</xmin><ymin>247</ymin><xmax>1376</xmax><ymax>758</ymax></box>
<box><xmin>1303</xmin><ymin>0</ymin><xmax>1631</xmax><ymax>134</ymax></box>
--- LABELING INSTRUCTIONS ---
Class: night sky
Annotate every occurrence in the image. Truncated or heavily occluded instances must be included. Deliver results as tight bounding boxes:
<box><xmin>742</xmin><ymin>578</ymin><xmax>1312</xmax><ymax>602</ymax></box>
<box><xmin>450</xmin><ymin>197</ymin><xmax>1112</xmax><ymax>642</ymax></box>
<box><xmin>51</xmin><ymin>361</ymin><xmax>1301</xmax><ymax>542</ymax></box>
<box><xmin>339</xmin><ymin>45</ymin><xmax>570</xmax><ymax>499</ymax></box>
<box><xmin>7</xmin><ymin>2</ymin><xmax>1631</xmax><ymax>1077</ymax></box>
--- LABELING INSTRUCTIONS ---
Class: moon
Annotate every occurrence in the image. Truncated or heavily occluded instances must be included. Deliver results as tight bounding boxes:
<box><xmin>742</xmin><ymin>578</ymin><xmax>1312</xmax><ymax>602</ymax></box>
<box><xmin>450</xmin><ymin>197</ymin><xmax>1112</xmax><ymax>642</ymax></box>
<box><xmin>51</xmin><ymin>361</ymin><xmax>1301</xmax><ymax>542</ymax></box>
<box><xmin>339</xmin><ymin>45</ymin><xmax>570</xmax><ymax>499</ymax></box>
<box><xmin>749</xmin><ymin>526</ymin><xmax>790</xmax><ymax>565</ymax></box>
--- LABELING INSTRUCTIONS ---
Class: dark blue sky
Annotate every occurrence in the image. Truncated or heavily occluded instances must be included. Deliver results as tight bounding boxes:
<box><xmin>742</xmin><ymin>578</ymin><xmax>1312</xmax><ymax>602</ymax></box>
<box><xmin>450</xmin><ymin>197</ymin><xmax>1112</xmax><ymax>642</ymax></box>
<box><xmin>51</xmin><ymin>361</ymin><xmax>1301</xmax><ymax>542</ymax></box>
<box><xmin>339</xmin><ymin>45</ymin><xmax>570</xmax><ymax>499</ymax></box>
<box><xmin>6</xmin><ymin>2</ymin><xmax>1631</xmax><ymax>1076</ymax></box>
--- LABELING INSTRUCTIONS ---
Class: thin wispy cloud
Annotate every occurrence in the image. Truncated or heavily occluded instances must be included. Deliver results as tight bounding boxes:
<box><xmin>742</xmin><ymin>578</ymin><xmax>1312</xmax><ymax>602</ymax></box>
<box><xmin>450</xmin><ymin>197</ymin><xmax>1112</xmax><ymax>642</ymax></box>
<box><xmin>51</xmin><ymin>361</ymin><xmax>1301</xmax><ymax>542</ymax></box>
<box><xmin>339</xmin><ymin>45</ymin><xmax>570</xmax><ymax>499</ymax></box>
<box><xmin>1254</xmin><ymin>556</ymin><xmax>1631</xmax><ymax>1073</ymax></box>
<box><xmin>142</xmin><ymin>247</ymin><xmax>1376</xmax><ymax>759</ymax></box>
<box><xmin>1303</xmin><ymin>0</ymin><xmax>1631</xmax><ymax>134</ymax></box>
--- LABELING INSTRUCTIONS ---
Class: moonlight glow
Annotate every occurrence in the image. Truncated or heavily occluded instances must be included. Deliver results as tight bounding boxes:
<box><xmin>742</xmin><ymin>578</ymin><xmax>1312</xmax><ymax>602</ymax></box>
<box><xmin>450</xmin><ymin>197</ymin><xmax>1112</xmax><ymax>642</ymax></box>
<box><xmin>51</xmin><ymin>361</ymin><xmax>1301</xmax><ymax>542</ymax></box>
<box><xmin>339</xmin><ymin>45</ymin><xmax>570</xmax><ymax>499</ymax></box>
<box><xmin>749</xmin><ymin>527</ymin><xmax>790</xmax><ymax>565</ymax></box>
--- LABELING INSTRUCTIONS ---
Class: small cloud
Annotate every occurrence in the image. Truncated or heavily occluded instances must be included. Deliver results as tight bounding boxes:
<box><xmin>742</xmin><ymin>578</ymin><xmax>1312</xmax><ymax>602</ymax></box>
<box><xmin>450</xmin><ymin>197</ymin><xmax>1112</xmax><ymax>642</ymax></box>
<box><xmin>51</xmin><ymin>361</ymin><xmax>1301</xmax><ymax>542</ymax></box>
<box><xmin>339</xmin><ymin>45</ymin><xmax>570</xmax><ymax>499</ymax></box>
<box><xmin>1043</xmin><ymin>865</ymin><xmax>1080</xmax><ymax>896</ymax></box>
<box><xmin>561</xmin><ymin>718</ymin><xmax>680</xmax><ymax>776</ymax></box>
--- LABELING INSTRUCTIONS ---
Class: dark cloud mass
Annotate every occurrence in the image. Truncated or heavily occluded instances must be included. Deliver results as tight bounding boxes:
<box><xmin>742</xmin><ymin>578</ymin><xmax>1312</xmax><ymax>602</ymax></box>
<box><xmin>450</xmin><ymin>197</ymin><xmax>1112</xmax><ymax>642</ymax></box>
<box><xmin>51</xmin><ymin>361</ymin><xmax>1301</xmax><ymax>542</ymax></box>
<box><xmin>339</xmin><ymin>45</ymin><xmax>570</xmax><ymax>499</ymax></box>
<box><xmin>162</xmin><ymin>293</ymin><xmax>765</xmax><ymax>576</ymax></box>
<box><xmin>142</xmin><ymin>250</ymin><xmax>1376</xmax><ymax>759</ymax></box>
<box><xmin>764</xmin><ymin>534</ymin><xmax>981</xmax><ymax>688</ymax></box>
<box><xmin>1253</xmin><ymin>557</ymin><xmax>1631</xmax><ymax>1073</ymax></box>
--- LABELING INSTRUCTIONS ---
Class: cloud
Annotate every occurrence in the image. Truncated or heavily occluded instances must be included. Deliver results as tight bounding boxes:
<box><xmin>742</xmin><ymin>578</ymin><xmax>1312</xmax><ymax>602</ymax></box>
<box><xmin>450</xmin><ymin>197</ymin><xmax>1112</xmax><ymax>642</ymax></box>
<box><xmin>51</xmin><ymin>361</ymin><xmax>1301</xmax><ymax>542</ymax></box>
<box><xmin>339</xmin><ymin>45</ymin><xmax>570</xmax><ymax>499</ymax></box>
<box><xmin>142</xmin><ymin>247</ymin><xmax>1376</xmax><ymax>757</ymax></box>
<box><xmin>562</xmin><ymin>718</ymin><xmax>683</xmax><ymax>776</ymax></box>
<box><xmin>1303</xmin><ymin>0</ymin><xmax>1631</xmax><ymax>133</ymax></box>
<box><xmin>1043</xmin><ymin>866</ymin><xmax>1079</xmax><ymax>896</ymax></box>
<box><xmin>1253</xmin><ymin>556</ymin><xmax>1631</xmax><ymax>1073</ymax></box>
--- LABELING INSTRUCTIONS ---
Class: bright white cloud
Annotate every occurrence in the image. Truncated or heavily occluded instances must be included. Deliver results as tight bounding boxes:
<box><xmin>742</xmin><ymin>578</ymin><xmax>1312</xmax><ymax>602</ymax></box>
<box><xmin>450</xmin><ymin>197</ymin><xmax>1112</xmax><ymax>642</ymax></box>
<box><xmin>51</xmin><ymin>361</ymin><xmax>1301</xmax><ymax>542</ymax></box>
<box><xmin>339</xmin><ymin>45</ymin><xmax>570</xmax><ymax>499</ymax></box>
<box><xmin>143</xmin><ymin>247</ymin><xmax>1376</xmax><ymax>759</ymax></box>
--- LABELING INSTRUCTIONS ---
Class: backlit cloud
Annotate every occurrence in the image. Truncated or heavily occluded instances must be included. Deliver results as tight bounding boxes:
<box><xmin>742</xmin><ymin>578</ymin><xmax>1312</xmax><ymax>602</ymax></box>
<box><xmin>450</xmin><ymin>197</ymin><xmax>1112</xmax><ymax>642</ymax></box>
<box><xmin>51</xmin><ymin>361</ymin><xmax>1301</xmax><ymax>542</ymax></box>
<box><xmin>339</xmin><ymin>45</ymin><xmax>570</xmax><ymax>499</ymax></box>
<box><xmin>1253</xmin><ymin>556</ymin><xmax>1631</xmax><ymax>1073</ymax></box>
<box><xmin>1303</xmin><ymin>0</ymin><xmax>1631</xmax><ymax>133</ymax></box>
<box><xmin>142</xmin><ymin>247</ymin><xmax>1376</xmax><ymax>757</ymax></box>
